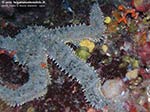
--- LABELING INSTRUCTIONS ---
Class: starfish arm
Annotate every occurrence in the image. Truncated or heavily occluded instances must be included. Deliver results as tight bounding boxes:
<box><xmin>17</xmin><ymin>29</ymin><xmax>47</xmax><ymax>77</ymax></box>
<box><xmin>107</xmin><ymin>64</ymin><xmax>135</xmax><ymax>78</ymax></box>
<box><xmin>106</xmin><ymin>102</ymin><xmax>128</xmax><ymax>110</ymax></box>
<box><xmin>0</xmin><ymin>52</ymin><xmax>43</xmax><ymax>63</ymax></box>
<box><xmin>0</xmin><ymin>27</ymin><xmax>51</xmax><ymax>106</ymax></box>
<box><xmin>0</xmin><ymin>36</ymin><xmax>17</xmax><ymax>51</ymax></box>
<box><xmin>44</xmin><ymin>2</ymin><xmax>105</xmax><ymax>43</ymax></box>
<box><xmin>89</xmin><ymin>2</ymin><xmax>106</xmax><ymax>35</ymax></box>
<box><xmin>44</xmin><ymin>33</ymin><xmax>127</xmax><ymax>111</ymax></box>
<box><xmin>0</xmin><ymin>52</ymin><xmax>49</xmax><ymax>107</ymax></box>
<box><xmin>45</xmin><ymin>36</ymin><xmax>109</xmax><ymax>109</ymax></box>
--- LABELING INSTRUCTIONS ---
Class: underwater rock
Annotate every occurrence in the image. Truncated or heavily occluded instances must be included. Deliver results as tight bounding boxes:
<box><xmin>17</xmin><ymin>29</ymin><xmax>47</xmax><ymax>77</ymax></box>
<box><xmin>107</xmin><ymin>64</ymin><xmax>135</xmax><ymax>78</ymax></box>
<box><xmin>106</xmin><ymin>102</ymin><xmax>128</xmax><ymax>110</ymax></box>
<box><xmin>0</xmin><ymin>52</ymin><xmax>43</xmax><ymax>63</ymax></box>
<box><xmin>101</xmin><ymin>78</ymin><xmax>126</xmax><ymax>99</ymax></box>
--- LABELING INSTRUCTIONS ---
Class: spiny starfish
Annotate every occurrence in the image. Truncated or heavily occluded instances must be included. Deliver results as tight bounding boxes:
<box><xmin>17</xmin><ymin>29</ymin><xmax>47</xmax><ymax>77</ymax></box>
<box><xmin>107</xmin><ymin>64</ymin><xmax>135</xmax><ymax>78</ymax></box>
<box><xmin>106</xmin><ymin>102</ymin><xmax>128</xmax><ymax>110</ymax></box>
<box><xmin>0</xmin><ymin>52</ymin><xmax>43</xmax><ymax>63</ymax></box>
<box><xmin>0</xmin><ymin>2</ymin><xmax>127</xmax><ymax>111</ymax></box>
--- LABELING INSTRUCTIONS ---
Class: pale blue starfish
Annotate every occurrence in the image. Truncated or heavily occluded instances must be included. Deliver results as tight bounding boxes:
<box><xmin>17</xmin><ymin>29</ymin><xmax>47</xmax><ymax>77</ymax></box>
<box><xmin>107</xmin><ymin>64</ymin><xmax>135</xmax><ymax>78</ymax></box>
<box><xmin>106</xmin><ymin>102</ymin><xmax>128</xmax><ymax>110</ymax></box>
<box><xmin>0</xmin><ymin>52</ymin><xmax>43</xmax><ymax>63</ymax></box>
<box><xmin>0</xmin><ymin>2</ymin><xmax>127</xmax><ymax>111</ymax></box>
